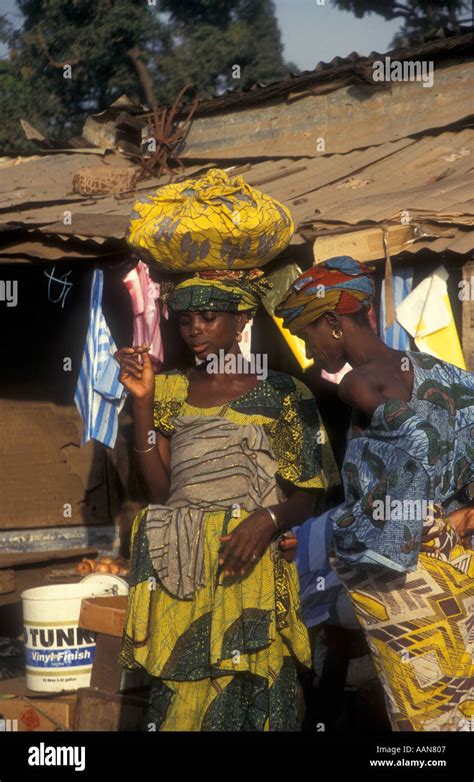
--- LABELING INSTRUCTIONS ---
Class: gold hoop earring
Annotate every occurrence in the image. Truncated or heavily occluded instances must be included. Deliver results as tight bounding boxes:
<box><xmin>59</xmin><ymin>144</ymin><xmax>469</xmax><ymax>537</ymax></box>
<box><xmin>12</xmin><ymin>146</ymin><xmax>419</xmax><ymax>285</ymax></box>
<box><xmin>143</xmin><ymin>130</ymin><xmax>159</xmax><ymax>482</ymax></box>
<box><xmin>236</xmin><ymin>332</ymin><xmax>242</xmax><ymax>343</ymax></box>
<box><xmin>332</xmin><ymin>328</ymin><xmax>343</xmax><ymax>340</ymax></box>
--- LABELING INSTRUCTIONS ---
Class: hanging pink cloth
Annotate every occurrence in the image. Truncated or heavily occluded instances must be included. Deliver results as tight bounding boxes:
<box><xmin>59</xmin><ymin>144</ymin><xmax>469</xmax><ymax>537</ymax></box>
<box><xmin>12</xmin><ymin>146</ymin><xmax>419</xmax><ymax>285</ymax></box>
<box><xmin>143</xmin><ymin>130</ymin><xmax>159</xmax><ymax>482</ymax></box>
<box><xmin>123</xmin><ymin>261</ymin><xmax>167</xmax><ymax>370</ymax></box>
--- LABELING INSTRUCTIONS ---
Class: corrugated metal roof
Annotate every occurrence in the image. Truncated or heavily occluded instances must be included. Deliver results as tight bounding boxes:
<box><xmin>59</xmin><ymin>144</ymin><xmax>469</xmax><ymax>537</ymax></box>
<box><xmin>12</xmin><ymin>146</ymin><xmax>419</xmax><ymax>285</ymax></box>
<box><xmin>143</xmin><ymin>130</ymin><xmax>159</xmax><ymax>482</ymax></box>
<box><xmin>178</xmin><ymin>62</ymin><xmax>472</xmax><ymax>159</ymax></box>
<box><xmin>172</xmin><ymin>29</ymin><xmax>473</xmax><ymax>118</ymax></box>
<box><xmin>1</xmin><ymin>130</ymin><xmax>472</xmax><ymax>260</ymax></box>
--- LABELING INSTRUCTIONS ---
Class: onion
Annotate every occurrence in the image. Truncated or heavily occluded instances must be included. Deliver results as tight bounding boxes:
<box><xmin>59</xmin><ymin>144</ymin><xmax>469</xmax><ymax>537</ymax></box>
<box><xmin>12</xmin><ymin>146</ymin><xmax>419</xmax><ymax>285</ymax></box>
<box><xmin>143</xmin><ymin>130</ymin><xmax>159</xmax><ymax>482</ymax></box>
<box><xmin>76</xmin><ymin>561</ymin><xmax>93</xmax><ymax>575</ymax></box>
<box><xmin>95</xmin><ymin>563</ymin><xmax>111</xmax><ymax>573</ymax></box>
<box><xmin>109</xmin><ymin>563</ymin><xmax>120</xmax><ymax>574</ymax></box>
<box><xmin>98</xmin><ymin>556</ymin><xmax>114</xmax><ymax>564</ymax></box>
<box><xmin>117</xmin><ymin>567</ymin><xmax>130</xmax><ymax>577</ymax></box>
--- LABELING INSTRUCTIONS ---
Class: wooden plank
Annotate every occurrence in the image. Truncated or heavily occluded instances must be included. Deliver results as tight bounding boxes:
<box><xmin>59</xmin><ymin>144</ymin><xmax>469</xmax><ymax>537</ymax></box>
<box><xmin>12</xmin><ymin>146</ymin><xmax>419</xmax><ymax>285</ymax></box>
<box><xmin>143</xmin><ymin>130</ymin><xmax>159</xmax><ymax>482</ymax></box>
<box><xmin>89</xmin><ymin>634</ymin><xmax>124</xmax><ymax>693</ymax></box>
<box><xmin>313</xmin><ymin>224</ymin><xmax>416</xmax><ymax>264</ymax></box>
<box><xmin>89</xmin><ymin>634</ymin><xmax>147</xmax><ymax>694</ymax></box>
<box><xmin>0</xmin><ymin>569</ymin><xmax>16</xmax><ymax>595</ymax></box>
<box><xmin>0</xmin><ymin>547</ymin><xmax>98</xmax><ymax>569</ymax></box>
<box><xmin>0</xmin><ymin>677</ymin><xmax>77</xmax><ymax>731</ymax></box>
<box><xmin>0</xmin><ymin>564</ymin><xmax>72</xmax><ymax>607</ymax></box>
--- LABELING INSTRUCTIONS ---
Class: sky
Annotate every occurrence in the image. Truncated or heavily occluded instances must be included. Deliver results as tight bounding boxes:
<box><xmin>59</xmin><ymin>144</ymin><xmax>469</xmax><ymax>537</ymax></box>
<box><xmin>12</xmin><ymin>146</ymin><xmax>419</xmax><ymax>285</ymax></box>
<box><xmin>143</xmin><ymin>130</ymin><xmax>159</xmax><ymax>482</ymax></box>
<box><xmin>276</xmin><ymin>0</ymin><xmax>400</xmax><ymax>69</ymax></box>
<box><xmin>0</xmin><ymin>0</ymin><xmax>401</xmax><ymax>66</ymax></box>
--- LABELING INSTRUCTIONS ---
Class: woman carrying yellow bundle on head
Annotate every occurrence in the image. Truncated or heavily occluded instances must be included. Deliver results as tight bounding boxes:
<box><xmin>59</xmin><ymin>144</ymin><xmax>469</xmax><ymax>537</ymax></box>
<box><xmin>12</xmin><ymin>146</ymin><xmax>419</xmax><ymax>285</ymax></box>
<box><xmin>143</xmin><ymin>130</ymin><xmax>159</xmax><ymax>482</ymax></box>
<box><xmin>116</xmin><ymin>264</ymin><xmax>340</xmax><ymax>732</ymax></box>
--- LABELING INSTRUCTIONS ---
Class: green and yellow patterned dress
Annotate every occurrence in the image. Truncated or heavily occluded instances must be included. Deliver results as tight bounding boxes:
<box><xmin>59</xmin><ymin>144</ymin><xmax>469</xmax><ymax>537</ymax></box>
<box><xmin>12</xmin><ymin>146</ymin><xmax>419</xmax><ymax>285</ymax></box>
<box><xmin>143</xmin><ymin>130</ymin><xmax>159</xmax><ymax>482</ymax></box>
<box><xmin>119</xmin><ymin>369</ymin><xmax>339</xmax><ymax>731</ymax></box>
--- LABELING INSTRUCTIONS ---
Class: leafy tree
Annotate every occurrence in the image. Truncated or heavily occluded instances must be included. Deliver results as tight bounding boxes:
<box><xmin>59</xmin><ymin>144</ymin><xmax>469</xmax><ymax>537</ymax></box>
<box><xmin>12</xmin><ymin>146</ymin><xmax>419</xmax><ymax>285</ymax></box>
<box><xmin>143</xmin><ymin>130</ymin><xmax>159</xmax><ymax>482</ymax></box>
<box><xmin>156</xmin><ymin>0</ymin><xmax>294</xmax><ymax>101</ymax></box>
<box><xmin>0</xmin><ymin>0</ymin><xmax>169</xmax><ymax>151</ymax></box>
<box><xmin>0</xmin><ymin>0</ymin><xmax>293</xmax><ymax>154</ymax></box>
<box><xmin>332</xmin><ymin>1</ymin><xmax>472</xmax><ymax>45</ymax></box>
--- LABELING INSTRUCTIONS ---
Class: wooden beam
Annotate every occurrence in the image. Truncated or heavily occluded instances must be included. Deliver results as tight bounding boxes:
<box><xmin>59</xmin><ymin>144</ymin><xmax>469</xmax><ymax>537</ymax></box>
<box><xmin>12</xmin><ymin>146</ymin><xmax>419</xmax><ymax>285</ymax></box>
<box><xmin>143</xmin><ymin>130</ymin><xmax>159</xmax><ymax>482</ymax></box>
<box><xmin>0</xmin><ymin>547</ymin><xmax>98</xmax><ymax>569</ymax></box>
<box><xmin>313</xmin><ymin>224</ymin><xmax>416</xmax><ymax>263</ymax></box>
<box><xmin>462</xmin><ymin>260</ymin><xmax>474</xmax><ymax>371</ymax></box>
<box><xmin>0</xmin><ymin>562</ymin><xmax>90</xmax><ymax>607</ymax></box>
<box><xmin>0</xmin><ymin>569</ymin><xmax>16</xmax><ymax>595</ymax></box>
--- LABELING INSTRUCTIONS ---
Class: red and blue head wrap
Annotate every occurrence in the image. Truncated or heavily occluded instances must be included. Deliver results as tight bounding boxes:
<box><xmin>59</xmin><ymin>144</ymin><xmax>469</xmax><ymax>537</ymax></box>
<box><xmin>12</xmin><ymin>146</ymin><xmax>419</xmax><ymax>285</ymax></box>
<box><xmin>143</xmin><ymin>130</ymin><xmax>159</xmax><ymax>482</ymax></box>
<box><xmin>274</xmin><ymin>256</ymin><xmax>375</xmax><ymax>333</ymax></box>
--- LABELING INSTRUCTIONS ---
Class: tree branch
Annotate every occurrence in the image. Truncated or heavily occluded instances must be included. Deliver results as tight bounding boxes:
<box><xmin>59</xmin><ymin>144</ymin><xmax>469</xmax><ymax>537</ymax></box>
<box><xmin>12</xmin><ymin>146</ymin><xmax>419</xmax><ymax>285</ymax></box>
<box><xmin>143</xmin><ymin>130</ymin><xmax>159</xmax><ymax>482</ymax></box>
<box><xmin>127</xmin><ymin>46</ymin><xmax>157</xmax><ymax>109</ymax></box>
<box><xmin>36</xmin><ymin>29</ymin><xmax>81</xmax><ymax>67</ymax></box>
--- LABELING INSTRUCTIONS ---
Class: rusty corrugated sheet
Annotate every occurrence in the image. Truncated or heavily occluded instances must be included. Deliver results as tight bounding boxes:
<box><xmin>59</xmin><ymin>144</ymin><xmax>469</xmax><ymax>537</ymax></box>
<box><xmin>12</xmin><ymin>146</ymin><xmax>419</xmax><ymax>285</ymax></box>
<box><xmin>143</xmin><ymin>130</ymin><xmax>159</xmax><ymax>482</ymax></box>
<box><xmin>0</xmin><ymin>157</ymin><xmax>212</xmax><ymax>239</ymax></box>
<box><xmin>1</xmin><ymin>145</ymin><xmax>472</xmax><ymax>257</ymax></box>
<box><xmin>1</xmin><ymin>128</ymin><xmax>472</xmax><ymax>261</ymax></box>
<box><xmin>178</xmin><ymin>62</ymin><xmax>472</xmax><ymax>159</ymax></box>
<box><xmin>170</xmin><ymin>31</ymin><xmax>473</xmax><ymax>119</ymax></box>
<box><xmin>298</xmin><ymin>129</ymin><xmax>474</xmax><ymax>224</ymax></box>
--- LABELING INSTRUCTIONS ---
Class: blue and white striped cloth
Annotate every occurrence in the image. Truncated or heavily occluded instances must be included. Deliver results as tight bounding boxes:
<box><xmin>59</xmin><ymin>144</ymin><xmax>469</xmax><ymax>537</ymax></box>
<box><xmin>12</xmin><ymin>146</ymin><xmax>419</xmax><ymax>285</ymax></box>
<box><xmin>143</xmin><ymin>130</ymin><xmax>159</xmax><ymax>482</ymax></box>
<box><xmin>380</xmin><ymin>266</ymin><xmax>413</xmax><ymax>350</ymax></box>
<box><xmin>294</xmin><ymin>511</ymin><xmax>359</xmax><ymax>629</ymax></box>
<box><xmin>74</xmin><ymin>269</ymin><xmax>127</xmax><ymax>448</ymax></box>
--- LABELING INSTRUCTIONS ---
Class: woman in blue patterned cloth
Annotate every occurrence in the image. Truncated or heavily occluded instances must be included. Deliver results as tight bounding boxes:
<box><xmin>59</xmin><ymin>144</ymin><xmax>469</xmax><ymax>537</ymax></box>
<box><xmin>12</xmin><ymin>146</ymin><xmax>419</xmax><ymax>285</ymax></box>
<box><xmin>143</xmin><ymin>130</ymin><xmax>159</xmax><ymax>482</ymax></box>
<box><xmin>275</xmin><ymin>256</ymin><xmax>474</xmax><ymax>732</ymax></box>
<box><xmin>115</xmin><ymin>268</ymin><xmax>340</xmax><ymax>731</ymax></box>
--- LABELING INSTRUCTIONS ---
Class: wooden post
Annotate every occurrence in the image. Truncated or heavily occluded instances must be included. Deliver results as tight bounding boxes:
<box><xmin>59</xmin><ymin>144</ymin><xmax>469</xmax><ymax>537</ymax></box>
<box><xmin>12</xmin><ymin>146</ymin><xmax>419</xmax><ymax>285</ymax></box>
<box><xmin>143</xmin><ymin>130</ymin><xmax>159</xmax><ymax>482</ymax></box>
<box><xmin>462</xmin><ymin>260</ymin><xmax>474</xmax><ymax>371</ymax></box>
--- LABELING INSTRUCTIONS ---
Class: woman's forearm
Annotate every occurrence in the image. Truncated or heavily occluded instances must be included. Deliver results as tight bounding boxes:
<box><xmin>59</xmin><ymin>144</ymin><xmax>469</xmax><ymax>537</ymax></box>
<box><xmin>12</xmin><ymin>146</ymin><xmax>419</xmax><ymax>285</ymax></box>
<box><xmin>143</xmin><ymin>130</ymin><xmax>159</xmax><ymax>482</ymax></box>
<box><xmin>132</xmin><ymin>398</ymin><xmax>170</xmax><ymax>504</ymax></box>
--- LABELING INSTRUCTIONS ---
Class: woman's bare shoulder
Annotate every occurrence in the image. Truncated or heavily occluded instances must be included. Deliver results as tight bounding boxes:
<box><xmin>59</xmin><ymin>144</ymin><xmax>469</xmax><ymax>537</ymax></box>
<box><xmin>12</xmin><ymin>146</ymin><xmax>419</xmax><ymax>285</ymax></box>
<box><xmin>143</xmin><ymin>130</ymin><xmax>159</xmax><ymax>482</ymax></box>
<box><xmin>338</xmin><ymin>366</ymin><xmax>386</xmax><ymax>416</ymax></box>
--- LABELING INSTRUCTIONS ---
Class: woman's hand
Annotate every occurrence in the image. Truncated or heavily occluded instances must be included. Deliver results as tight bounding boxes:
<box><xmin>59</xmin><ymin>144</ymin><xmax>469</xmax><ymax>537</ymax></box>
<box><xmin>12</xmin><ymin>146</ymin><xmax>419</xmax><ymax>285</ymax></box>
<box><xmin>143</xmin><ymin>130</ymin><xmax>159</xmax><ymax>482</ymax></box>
<box><xmin>279</xmin><ymin>533</ymin><xmax>298</xmax><ymax>562</ymax></box>
<box><xmin>219</xmin><ymin>510</ymin><xmax>276</xmax><ymax>577</ymax></box>
<box><xmin>448</xmin><ymin>506</ymin><xmax>474</xmax><ymax>549</ymax></box>
<box><xmin>115</xmin><ymin>345</ymin><xmax>155</xmax><ymax>401</ymax></box>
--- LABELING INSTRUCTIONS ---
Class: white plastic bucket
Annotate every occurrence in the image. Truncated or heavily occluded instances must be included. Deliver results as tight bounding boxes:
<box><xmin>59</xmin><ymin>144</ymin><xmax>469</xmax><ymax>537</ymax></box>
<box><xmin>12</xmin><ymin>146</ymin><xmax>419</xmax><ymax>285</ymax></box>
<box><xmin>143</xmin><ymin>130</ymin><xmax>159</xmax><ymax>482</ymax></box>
<box><xmin>21</xmin><ymin>575</ymin><xmax>128</xmax><ymax>693</ymax></box>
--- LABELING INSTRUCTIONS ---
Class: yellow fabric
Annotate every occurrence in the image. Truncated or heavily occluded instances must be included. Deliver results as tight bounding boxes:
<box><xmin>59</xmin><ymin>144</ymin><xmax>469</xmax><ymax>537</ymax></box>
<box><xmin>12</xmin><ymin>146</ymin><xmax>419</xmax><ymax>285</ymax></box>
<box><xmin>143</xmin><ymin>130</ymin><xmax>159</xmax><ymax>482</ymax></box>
<box><xmin>122</xmin><ymin>506</ymin><xmax>311</xmax><ymax>730</ymax></box>
<box><xmin>415</xmin><ymin>289</ymin><xmax>466</xmax><ymax>369</ymax></box>
<box><xmin>331</xmin><ymin>532</ymin><xmax>474</xmax><ymax>732</ymax></box>
<box><xmin>272</xmin><ymin>314</ymin><xmax>314</xmax><ymax>370</ymax></box>
<box><xmin>127</xmin><ymin>168</ymin><xmax>294</xmax><ymax>273</ymax></box>
<box><xmin>395</xmin><ymin>266</ymin><xmax>466</xmax><ymax>370</ymax></box>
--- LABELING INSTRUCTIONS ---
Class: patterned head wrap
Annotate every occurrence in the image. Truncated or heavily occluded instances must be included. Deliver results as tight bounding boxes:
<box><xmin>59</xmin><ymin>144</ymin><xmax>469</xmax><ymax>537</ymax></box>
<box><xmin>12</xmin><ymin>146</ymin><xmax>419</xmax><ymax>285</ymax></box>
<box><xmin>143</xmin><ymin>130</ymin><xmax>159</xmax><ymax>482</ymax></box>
<box><xmin>160</xmin><ymin>268</ymin><xmax>272</xmax><ymax>318</ymax></box>
<box><xmin>274</xmin><ymin>256</ymin><xmax>375</xmax><ymax>333</ymax></box>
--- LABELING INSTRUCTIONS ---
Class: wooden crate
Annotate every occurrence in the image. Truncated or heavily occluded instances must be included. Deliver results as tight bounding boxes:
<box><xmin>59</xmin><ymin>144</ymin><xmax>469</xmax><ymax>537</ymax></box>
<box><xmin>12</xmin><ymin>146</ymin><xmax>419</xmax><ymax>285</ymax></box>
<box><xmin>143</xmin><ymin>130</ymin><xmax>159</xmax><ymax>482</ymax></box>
<box><xmin>79</xmin><ymin>595</ymin><xmax>127</xmax><ymax>638</ymax></box>
<box><xmin>79</xmin><ymin>596</ymin><xmax>148</xmax><ymax>694</ymax></box>
<box><xmin>73</xmin><ymin>687</ymin><xmax>149</xmax><ymax>731</ymax></box>
<box><xmin>0</xmin><ymin>676</ymin><xmax>76</xmax><ymax>731</ymax></box>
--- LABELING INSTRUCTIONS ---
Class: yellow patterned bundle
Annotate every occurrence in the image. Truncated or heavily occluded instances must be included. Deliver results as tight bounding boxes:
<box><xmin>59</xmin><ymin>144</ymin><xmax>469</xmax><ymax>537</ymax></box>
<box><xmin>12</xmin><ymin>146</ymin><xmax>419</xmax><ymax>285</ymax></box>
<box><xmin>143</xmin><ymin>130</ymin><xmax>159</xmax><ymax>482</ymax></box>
<box><xmin>127</xmin><ymin>168</ymin><xmax>294</xmax><ymax>273</ymax></box>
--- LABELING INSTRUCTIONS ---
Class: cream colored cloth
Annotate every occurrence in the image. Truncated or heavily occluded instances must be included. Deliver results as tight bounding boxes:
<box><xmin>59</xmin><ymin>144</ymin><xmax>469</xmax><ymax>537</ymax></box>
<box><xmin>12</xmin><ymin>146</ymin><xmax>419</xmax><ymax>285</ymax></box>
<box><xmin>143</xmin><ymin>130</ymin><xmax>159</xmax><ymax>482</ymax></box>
<box><xmin>396</xmin><ymin>265</ymin><xmax>466</xmax><ymax>369</ymax></box>
<box><xmin>145</xmin><ymin>415</ymin><xmax>285</xmax><ymax>599</ymax></box>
